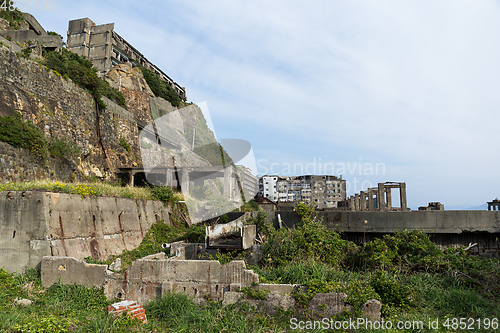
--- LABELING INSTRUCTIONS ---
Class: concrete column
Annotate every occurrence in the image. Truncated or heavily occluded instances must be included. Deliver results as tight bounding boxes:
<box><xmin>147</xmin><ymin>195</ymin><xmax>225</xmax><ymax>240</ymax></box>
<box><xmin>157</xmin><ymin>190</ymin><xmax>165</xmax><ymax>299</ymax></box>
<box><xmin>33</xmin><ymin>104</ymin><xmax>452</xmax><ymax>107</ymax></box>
<box><xmin>349</xmin><ymin>196</ymin><xmax>355</xmax><ymax>211</ymax></box>
<box><xmin>400</xmin><ymin>182</ymin><xmax>407</xmax><ymax>211</ymax></box>
<box><xmin>180</xmin><ymin>169</ymin><xmax>190</xmax><ymax>194</ymax></box>
<box><xmin>368</xmin><ymin>188</ymin><xmax>374</xmax><ymax>211</ymax></box>
<box><xmin>128</xmin><ymin>171</ymin><xmax>134</xmax><ymax>187</ymax></box>
<box><xmin>354</xmin><ymin>193</ymin><xmax>360</xmax><ymax>211</ymax></box>
<box><xmin>166</xmin><ymin>169</ymin><xmax>173</xmax><ymax>187</ymax></box>
<box><xmin>377</xmin><ymin>183</ymin><xmax>385</xmax><ymax>211</ymax></box>
<box><xmin>359</xmin><ymin>191</ymin><xmax>365</xmax><ymax>211</ymax></box>
<box><xmin>488</xmin><ymin>204</ymin><xmax>491</xmax><ymax>211</ymax></box>
<box><xmin>386</xmin><ymin>187</ymin><xmax>392</xmax><ymax>209</ymax></box>
<box><xmin>224</xmin><ymin>167</ymin><xmax>233</xmax><ymax>199</ymax></box>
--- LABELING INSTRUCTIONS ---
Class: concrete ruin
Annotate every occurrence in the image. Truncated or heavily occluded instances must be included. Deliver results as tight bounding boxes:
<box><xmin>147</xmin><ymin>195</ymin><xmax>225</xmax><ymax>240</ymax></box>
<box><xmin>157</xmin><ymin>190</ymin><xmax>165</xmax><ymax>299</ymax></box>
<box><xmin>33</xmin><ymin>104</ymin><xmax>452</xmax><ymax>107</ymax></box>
<box><xmin>40</xmin><ymin>255</ymin><xmax>380</xmax><ymax>320</ymax></box>
<box><xmin>0</xmin><ymin>13</ymin><xmax>62</xmax><ymax>51</ymax></box>
<box><xmin>418</xmin><ymin>202</ymin><xmax>445</xmax><ymax>211</ymax></box>
<box><xmin>487</xmin><ymin>199</ymin><xmax>500</xmax><ymax>211</ymax></box>
<box><xmin>0</xmin><ymin>191</ymin><xmax>172</xmax><ymax>273</ymax></box>
<box><xmin>347</xmin><ymin>182</ymin><xmax>407</xmax><ymax>212</ymax></box>
<box><xmin>66</xmin><ymin>17</ymin><xmax>186</xmax><ymax>100</ymax></box>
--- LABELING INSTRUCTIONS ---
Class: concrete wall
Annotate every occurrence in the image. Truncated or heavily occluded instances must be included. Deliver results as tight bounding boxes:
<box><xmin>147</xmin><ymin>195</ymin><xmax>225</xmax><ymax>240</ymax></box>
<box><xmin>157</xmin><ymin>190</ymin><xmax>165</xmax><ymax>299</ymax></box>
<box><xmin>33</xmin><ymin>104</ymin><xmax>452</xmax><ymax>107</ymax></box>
<box><xmin>41</xmin><ymin>256</ymin><xmax>259</xmax><ymax>305</ymax></box>
<box><xmin>0</xmin><ymin>191</ymin><xmax>171</xmax><ymax>272</ymax></box>
<box><xmin>270</xmin><ymin>210</ymin><xmax>500</xmax><ymax>254</ymax></box>
<box><xmin>272</xmin><ymin>210</ymin><xmax>500</xmax><ymax>234</ymax></box>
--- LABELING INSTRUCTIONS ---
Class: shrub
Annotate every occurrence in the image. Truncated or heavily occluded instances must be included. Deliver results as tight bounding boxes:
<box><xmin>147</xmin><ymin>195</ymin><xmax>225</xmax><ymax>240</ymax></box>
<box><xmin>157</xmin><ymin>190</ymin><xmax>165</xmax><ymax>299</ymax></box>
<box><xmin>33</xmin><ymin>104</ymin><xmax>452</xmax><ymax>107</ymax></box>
<box><xmin>140</xmin><ymin>66</ymin><xmax>181</xmax><ymax>107</ymax></box>
<box><xmin>43</xmin><ymin>48</ymin><xmax>127</xmax><ymax>108</ymax></box>
<box><xmin>150</xmin><ymin>186</ymin><xmax>174</xmax><ymax>204</ymax></box>
<box><xmin>119</xmin><ymin>137</ymin><xmax>131</xmax><ymax>153</ymax></box>
<box><xmin>0</xmin><ymin>8</ymin><xmax>24</xmax><ymax>29</ymax></box>
<box><xmin>49</xmin><ymin>137</ymin><xmax>81</xmax><ymax>160</ymax></box>
<box><xmin>263</xmin><ymin>202</ymin><xmax>354</xmax><ymax>267</ymax></box>
<box><xmin>370</xmin><ymin>270</ymin><xmax>412</xmax><ymax>315</ymax></box>
<box><xmin>345</xmin><ymin>280</ymin><xmax>380</xmax><ymax>315</ymax></box>
<box><xmin>0</xmin><ymin>112</ymin><xmax>48</xmax><ymax>160</ymax></box>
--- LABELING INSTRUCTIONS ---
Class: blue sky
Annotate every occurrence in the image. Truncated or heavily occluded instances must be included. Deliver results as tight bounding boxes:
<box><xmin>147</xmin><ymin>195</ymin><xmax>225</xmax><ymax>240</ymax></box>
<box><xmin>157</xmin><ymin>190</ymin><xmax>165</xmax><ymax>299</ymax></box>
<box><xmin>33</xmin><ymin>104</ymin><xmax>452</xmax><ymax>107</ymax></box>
<box><xmin>27</xmin><ymin>0</ymin><xmax>500</xmax><ymax>209</ymax></box>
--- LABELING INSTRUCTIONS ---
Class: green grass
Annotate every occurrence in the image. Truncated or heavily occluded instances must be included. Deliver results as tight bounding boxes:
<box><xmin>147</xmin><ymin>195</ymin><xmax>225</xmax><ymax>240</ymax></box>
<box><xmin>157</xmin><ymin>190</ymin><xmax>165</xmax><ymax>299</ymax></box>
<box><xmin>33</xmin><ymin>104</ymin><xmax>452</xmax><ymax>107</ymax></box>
<box><xmin>0</xmin><ymin>179</ymin><xmax>183</xmax><ymax>203</ymax></box>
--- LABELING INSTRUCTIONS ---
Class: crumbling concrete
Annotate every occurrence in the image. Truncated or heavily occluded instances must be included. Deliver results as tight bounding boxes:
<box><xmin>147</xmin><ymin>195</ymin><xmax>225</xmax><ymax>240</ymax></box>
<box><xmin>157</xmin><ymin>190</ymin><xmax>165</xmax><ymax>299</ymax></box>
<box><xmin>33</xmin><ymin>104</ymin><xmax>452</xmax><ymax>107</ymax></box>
<box><xmin>0</xmin><ymin>191</ymin><xmax>172</xmax><ymax>273</ymax></box>
<box><xmin>41</xmin><ymin>255</ymin><xmax>259</xmax><ymax>305</ymax></box>
<box><xmin>40</xmin><ymin>255</ymin><xmax>381</xmax><ymax>320</ymax></box>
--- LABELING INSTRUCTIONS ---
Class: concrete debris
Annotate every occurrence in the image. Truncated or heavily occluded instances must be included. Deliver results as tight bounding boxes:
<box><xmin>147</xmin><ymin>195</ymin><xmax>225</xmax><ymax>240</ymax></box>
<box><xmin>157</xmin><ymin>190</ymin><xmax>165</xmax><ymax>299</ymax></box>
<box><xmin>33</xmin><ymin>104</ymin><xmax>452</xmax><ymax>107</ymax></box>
<box><xmin>109</xmin><ymin>258</ymin><xmax>122</xmax><ymax>271</ymax></box>
<box><xmin>361</xmin><ymin>299</ymin><xmax>382</xmax><ymax>322</ymax></box>
<box><xmin>14</xmin><ymin>298</ymin><xmax>33</xmax><ymax>306</ymax></box>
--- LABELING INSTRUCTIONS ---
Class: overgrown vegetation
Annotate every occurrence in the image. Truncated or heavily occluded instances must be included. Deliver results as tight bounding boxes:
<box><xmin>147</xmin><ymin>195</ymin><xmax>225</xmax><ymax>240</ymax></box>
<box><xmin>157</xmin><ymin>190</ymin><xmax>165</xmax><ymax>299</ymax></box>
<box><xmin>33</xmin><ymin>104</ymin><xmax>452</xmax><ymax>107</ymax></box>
<box><xmin>1</xmin><ymin>197</ymin><xmax>499</xmax><ymax>331</ymax></box>
<box><xmin>0</xmin><ymin>7</ymin><xmax>24</xmax><ymax>29</ymax></box>
<box><xmin>0</xmin><ymin>112</ymin><xmax>48</xmax><ymax>160</ymax></box>
<box><xmin>140</xmin><ymin>66</ymin><xmax>181</xmax><ymax>107</ymax></box>
<box><xmin>0</xmin><ymin>179</ymin><xmax>183</xmax><ymax>203</ymax></box>
<box><xmin>43</xmin><ymin>48</ymin><xmax>127</xmax><ymax>109</ymax></box>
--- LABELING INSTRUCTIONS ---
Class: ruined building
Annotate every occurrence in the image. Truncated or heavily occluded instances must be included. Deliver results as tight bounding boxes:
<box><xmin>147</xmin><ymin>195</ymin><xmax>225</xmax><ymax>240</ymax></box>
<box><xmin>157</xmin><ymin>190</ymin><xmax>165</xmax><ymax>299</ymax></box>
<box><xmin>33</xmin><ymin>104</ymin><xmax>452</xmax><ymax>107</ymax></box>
<box><xmin>67</xmin><ymin>17</ymin><xmax>186</xmax><ymax>101</ymax></box>
<box><xmin>260</xmin><ymin>175</ymin><xmax>347</xmax><ymax>209</ymax></box>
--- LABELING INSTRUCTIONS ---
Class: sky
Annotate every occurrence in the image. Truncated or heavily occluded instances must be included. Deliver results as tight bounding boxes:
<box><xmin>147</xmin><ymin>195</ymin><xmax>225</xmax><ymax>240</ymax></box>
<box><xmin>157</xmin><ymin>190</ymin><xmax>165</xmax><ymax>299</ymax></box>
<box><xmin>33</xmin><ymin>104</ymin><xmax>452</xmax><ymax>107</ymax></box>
<box><xmin>25</xmin><ymin>0</ymin><xmax>500</xmax><ymax>209</ymax></box>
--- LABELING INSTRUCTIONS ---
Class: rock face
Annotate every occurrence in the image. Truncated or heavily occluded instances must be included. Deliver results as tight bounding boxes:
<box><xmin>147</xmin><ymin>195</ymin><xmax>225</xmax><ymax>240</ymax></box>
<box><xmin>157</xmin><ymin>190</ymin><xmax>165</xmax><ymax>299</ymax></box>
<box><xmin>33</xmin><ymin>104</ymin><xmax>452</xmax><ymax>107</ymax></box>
<box><xmin>0</xmin><ymin>47</ymin><xmax>215</xmax><ymax>183</ymax></box>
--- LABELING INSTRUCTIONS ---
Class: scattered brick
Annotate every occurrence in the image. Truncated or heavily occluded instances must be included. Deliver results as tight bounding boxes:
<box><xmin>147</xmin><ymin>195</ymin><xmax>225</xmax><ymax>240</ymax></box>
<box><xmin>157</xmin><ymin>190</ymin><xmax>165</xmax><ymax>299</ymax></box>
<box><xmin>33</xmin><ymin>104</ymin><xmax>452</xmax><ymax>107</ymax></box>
<box><xmin>106</xmin><ymin>300</ymin><xmax>147</xmax><ymax>324</ymax></box>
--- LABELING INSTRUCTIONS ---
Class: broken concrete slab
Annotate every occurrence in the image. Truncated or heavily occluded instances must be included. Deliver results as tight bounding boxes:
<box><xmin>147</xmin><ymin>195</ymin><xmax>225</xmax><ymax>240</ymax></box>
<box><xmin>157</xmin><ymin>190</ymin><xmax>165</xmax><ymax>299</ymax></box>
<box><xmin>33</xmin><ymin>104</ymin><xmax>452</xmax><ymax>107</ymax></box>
<box><xmin>41</xmin><ymin>256</ymin><xmax>108</xmax><ymax>289</ymax></box>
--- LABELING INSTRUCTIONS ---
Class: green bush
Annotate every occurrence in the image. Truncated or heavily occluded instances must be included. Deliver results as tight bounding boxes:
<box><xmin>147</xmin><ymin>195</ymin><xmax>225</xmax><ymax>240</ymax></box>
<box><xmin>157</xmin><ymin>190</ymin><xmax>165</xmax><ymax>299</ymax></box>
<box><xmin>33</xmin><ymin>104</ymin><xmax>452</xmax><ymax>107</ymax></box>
<box><xmin>345</xmin><ymin>280</ymin><xmax>380</xmax><ymax>315</ymax></box>
<box><xmin>49</xmin><ymin>137</ymin><xmax>81</xmax><ymax>160</ymax></box>
<box><xmin>140</xmin><ymin>67</ymin><xmax>181</xmax><ymax>107</ymax></box>
<box><xmin>352</xmin><ymin>229</ymin><xmax>445</xmax><ymax>271</ymax></box>
<box><xmin>0</xmin><ymin>112</ymin><xmax>48</xmax><ymax>160</ymax></box>
<box><xmin>0</xmin><ymin>8</ymin><xmax>24</xmax><ymax>29</ymax></box>
<box><xmin>43</xmin><ymin>48</ymin><xmax>127</xmax><ymax>109</ymax></box>
<box><xmin>370</xmin><ymin>270</ymin><xmax>412</xmax><ymax>315</ymax></box>
<box><xmin>119</xmin><ymin>137</ymin><xmax>131</xmax><ymax>153</ymax></box>
<box><xmin>150</xmin><ymin>186</ymin><xmax>174</xmax><ymax>204</ymax></box>
<box><xmin>263</xmin><ymin>202</ymin><xmax>354</xmax><ymax>267</ymax></box>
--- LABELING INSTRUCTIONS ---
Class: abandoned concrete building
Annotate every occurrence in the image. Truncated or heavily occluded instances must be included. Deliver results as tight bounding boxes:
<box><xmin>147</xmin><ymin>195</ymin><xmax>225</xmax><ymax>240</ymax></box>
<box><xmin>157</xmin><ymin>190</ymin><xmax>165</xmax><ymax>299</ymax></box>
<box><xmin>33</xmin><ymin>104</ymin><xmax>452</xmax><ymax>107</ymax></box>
<box><xmin>346</xmin><ymin>182</ymin><xmax>407</xmax><ymax>211</ymax></box>
<box><xmin>488</xmin><ymin>199</ymin><xmax>500</xmax><ymax>211</ymax></box>
<box><xmin>66</xmin><ymin>17</ymin><xmax>186</xmax><ymax>101</ymax></box>
<box><xmin>259</xmin><ymin>175</ymin><xmax>347</xmax><ymax>209</ymax></box>
<box><xmin>418</xmin><ymin>202</ymin><xmax>445</xmax><ymax>211</ymax></box>
<box><xmin>0</xmin><ymin>12</ymin><xmax>62</xmax><ymax>50</ymax></box>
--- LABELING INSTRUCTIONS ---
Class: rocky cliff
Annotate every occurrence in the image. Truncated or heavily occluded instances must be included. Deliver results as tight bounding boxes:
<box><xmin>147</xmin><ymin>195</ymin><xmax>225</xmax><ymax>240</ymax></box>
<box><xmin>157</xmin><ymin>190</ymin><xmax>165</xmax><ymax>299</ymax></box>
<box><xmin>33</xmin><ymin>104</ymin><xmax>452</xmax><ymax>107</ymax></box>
<box><xmin>0</xmin><ymin>44</ymin><xmax>215</xmax><ymax>183</ymax></box>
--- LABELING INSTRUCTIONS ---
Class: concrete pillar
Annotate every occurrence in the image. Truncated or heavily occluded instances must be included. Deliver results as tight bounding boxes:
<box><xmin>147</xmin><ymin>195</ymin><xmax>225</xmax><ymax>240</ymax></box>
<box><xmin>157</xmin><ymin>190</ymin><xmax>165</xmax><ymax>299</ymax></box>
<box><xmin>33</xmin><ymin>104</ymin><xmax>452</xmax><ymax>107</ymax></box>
<box><xmin>166</xmin><ymin>169</ymin><xmax>173</xmax><ymax>187</ymax></box>
<box><xmin>360</xmin><ymin>191</ymin><xmax>365</xmax><ymax>211</ymax></box>
<box><xmin>400</xmin><ymin>182</ymin><xmax>407</xmax><ymax>211</ymax></box>
<box><xmin>349</xmin><ymin>196</ymin><xmax>355</xmax><ymax>211</ymax></box>
<box><xmin>180</xmin><ymin>169</ymin><xmax>190</xmax><ymax>194</ymax></box>
<box><xmin>377</xmin><ymin>183</ymin><xmax>385</xmax><ymax>211</ymax></box>
<box><xmin>386</xmin><ymin>187</ymin><xmax>392</xmax><ymax>209</ymax></box>
<box><xmin>368</xmin><ymin>188</ymin><xmax>374</xmax><ymax>211</ymax></box>
<box><xmin>488</xmin><ymin>204</ymin><xmax>491</xmax><ymax>211</ymax></box>
<box><xmin>354</xmin><ymin>193</ymin><xmax>360</xmax><ymax>211</ymax></box>
<box><xmin>224</xmin><ymin>167</ymin><xmax>233</xmax><ymax>199</ymax></box>
<box><xmin>128</xmin><ymin>171</ymin><xmax>134</xmax><ymax>187</ymax></box>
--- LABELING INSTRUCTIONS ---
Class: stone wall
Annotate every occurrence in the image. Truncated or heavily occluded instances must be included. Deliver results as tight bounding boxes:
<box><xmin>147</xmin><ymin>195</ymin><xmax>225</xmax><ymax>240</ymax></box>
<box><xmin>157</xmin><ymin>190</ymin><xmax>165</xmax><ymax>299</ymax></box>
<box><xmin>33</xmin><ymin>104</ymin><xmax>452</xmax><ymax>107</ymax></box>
<box><xmin>0</xmin><ymin>141</ymin><xmax>79</xmax><ymax>183</ymax></box>
<box><xmin>0</xmin><ymin>191</ymin><xmax>172</xmax><ymax>273</ymax></box>
<box><xmin>0</xmin><ymin>46</ymin><xmax>211</xmax><ymax>182</ymax></box>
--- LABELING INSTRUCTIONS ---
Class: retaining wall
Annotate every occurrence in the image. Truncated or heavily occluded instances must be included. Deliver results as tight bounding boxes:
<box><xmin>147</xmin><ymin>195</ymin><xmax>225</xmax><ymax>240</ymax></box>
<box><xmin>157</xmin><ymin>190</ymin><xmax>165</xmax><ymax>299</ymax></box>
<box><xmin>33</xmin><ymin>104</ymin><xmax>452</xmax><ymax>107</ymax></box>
<box><xmin>0</xmin><ymin>191</ymin><xmax>171</xmax><ymax>272</ymax></box>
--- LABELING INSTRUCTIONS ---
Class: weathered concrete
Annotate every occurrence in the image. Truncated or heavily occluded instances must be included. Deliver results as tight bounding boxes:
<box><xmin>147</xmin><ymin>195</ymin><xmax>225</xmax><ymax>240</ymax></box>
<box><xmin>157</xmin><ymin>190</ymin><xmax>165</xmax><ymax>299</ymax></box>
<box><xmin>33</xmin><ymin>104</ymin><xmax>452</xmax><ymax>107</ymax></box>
<box><xmin>270</xmin><ymin>210</ymin><xmax>500</xmax><ymax>254</ymax></box>
<box><xmin>41</xmin><ymin>256</ymin><xmax>108</xmax><ymax>289</ymax></box>
<box><xmin>0</xmin><ymin>191</ymin><xmax>171</xmax><ymax>272</ymax></box>
<box><xmin>272</xmin><ymin>210</ymin><xmax>500</xmax><ymax>234</ymax></box>
<box><xmin>41</xmin><ymin>255</ymin><xmax>259</xmax><ymax>305</ymax></box>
